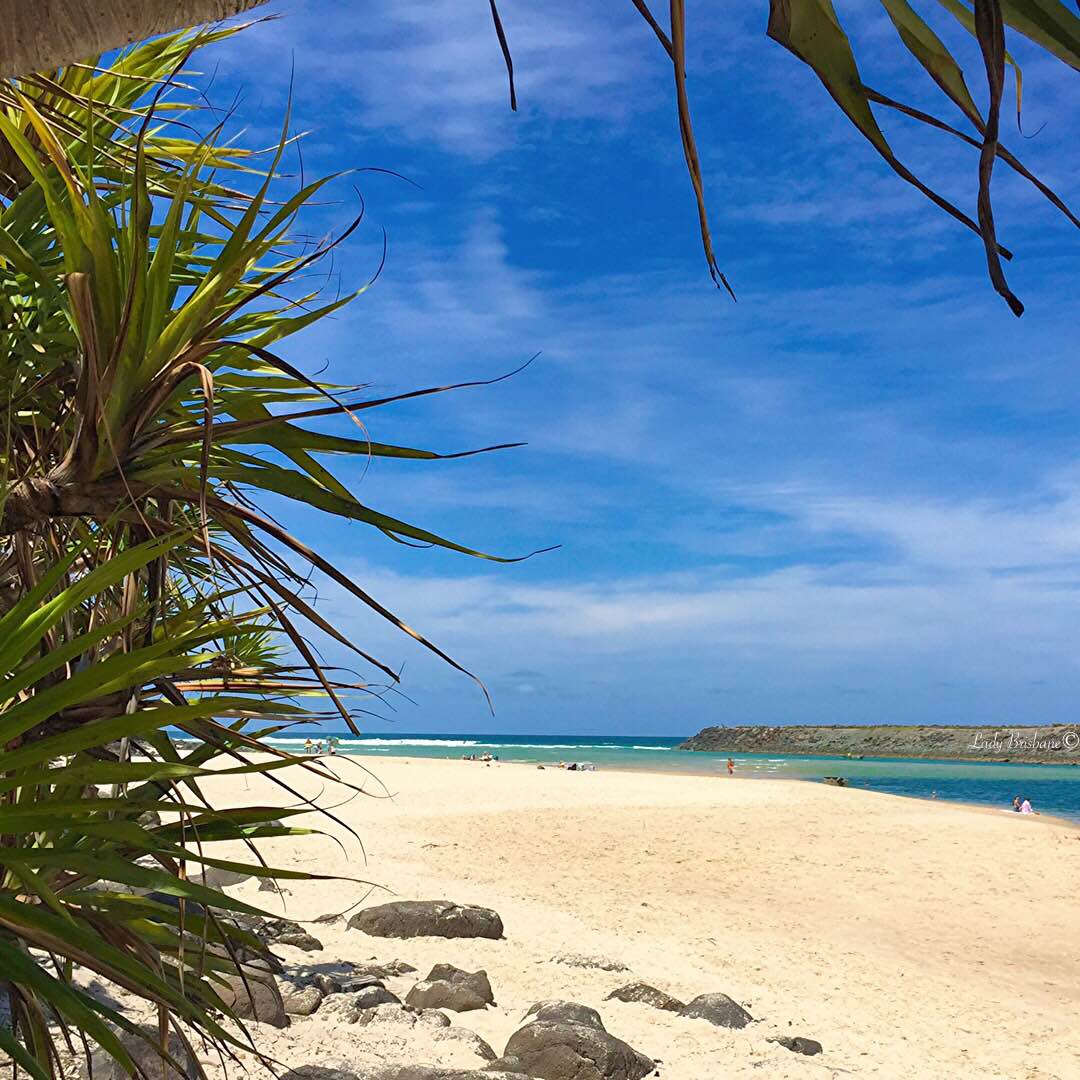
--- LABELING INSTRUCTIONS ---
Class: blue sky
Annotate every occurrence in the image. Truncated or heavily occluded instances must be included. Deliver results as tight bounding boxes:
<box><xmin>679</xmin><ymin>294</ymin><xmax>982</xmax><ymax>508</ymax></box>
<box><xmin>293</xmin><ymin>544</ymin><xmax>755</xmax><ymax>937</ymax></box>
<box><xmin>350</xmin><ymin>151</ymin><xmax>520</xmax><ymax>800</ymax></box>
<box><xmin>206</xmin><ymin>2</ymin><xmax>1078</xmax><ymax>735</ymax></box>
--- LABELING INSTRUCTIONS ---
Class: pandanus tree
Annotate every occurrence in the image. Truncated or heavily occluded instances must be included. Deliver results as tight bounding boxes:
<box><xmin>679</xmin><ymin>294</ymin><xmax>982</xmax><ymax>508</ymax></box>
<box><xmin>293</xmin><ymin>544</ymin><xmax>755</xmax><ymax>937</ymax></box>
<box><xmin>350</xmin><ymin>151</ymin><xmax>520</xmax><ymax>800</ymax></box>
<box><xmin>0</xmin><ymin>23</ymin><xmax>525</xmax><ymax>1077</ymax></box>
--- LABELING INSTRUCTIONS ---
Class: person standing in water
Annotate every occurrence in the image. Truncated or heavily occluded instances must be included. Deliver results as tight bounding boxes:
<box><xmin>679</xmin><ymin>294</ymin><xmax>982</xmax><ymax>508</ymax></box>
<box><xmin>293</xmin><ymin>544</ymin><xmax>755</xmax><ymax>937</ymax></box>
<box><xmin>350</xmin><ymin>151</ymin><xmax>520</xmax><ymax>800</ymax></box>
<box><xmin>727</xmin><ymin>757</ymin><xmax>735</xmax><ymax>776</ymax></box>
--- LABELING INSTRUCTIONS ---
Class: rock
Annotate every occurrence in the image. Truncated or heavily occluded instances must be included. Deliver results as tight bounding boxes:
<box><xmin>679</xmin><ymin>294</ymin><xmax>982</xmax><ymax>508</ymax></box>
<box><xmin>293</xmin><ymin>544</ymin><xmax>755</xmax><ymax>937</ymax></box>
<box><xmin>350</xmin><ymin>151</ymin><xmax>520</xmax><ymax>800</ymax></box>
<box><xmin>679</xmin><ymin>992</ymin><xmax>753</xmax><ymax>1029</ymax></box>
<box><xmin>348</xmin><ymin>900</ymin><xmax>503</xmax><ymax>940</ymax></box>
<box><xmin>313</xmin><ymin>910</ymin><xmax>344</xmax><ymax>923</ymax></box>
<box><xmin>283</xmin><ymin>986</ymin><xmax>324</xmax><ymax>1016</ymax></box>
<box><xmin>549</xmin><ymin>953</ymin><xmax>627</xmax><ymax>973</ymax></box>
<box><xmin>354</xmin><ymin>959</ymin><xmax>418</xmax><ymax>980</ymax></box>
<box><xmin>524</xmin><ymin>1001</ymin><xmax>604</xmax><ymax>1029</ymax></box>
<box><xmin>769</xmin><ymin>1035</ymin><xmax>823</xmax><ymax>1056</ymax></box>
<box><xmin>503</xmin><ymin>1018</ymin><xmax>653</xmax><ymax>1080</ymax></box>
<box><xmin>194</xmin><ymin>866</ymin><xmax>252</xmax><ymax>889</ymax></box>
<box><xmin>406</xmin><ymin>964</ymin><xmax>495</xmax><ymax>1012</ymax></box>
<box><xmin>276</xmin><ymin>931</ymin><xmax>324</xmax><ymax>952</ymax></box>
<box><xmin>261</xmin><ymin>917</ymin><xmax>304</xmax><ymax>939</ymax></box>
<box><xmin>230</xmin><ymin>916</ymin><xmax>323</xmax><ymax>952</ymax></box>
<box><xmin>314</xmin><ymin>973</ymin><xmax>345</xmax><ymax>995</ymax></box>
<box><xmin>218</xmin><ymin>967</ymin><xmax>288</xmax><ymax>1027</ymax></box>
<box><xmin>464</xmin><ymin>1032</ymin><xmax>498</xmax><ymax>1062</ymax></box>
<box><xmin>137</xmin><ymin>810</ymin><xmax>161</xmax><ymax>829</ymax></box>
<box><xmin>339</xmin><ymin>975</ymin><xmax>390</xmax><ymax>993</ymax></box>
<box><xmin>352</xmin><ymin>1003</ymin><xmax>451</xmax><ymax>1029</ymax></box>
<box><xmin>352</xmin><ymin>985</ymin><xmax>402</xmax><ymax>1010</ymax></box>
<box><xmin>604</xmin><ymin>981</ymin><xmax>683</xmax><ymax>1013</ymax></box>
<box><xmin>485</xmin><ymin>1057</ymin><xmax>526</xmax><ymax>1074</ymax></box>
<box><xmin>87</xmin><ymin>1025</ymin><xmax>198</xmax><ymax>1080</ymax></box>
<box><xmin>259</xmin><ymin>878</ymin><xmax>289</xmax><ymax>894</ymax></box>
<box><xmin>318</xmin><ymin>986</ymin><xmax>401</xmax><ymax>1021</ymax></box>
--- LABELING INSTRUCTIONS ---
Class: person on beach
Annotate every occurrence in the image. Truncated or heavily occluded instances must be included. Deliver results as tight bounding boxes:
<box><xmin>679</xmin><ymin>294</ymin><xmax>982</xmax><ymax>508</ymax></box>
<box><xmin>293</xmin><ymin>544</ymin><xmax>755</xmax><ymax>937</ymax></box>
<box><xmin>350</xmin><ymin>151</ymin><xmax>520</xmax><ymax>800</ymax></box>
<box><xmin>727</xmin><ymin>757</ymin><xmax>734</xmax><ymax>776</ymax></box>
<box><xmin>1020</xmin><ymin>797</ymin><xmax>1035</xmax><ymax>814</ymax></box>
<box><xmin>1012</xmin><ymin>796</ymin><xmax>1022</xmax><ymax>812</ymax></box>
<box><xmin>304</xmin><ymin>738</ymin><xmax>313</xmax><ymax>755</ymax></box>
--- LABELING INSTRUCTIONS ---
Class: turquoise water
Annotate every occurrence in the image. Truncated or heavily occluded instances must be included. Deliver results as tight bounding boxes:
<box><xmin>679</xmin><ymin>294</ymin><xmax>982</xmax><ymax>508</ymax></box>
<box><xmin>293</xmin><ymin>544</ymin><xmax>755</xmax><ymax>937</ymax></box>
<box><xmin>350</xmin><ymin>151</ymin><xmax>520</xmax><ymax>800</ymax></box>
<box><xmin>265</xmin><ymin>732</ymin><xmax>1080</xmax><ymax>822</ymax></box>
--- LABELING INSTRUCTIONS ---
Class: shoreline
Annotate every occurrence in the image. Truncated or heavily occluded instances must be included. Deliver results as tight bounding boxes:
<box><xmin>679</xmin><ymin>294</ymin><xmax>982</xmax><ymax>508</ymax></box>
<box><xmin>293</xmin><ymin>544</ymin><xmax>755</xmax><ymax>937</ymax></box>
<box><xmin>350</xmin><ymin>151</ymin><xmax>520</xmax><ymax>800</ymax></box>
<box><xmin>321</xmin><ymin>748</ymin><xmax>1080</xmax><ymax>826</ymax></box>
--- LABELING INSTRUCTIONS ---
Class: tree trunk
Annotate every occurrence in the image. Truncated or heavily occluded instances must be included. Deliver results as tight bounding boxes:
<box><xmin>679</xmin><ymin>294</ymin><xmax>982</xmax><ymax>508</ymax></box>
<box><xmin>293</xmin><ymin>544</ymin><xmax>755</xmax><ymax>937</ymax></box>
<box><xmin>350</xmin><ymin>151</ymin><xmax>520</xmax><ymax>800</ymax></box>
<box><xmin>0</xmin><ymin>1</ymin><xmax>267</xmax><ymax>79</ymax></box>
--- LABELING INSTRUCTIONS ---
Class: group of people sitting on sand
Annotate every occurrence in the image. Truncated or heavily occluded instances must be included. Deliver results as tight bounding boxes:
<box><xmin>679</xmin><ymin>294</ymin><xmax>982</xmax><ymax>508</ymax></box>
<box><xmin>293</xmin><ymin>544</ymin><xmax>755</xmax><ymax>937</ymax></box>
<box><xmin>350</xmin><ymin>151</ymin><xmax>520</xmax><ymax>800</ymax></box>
<box><xmin>302</xmin><ymin>737</ymin><xmax>339</xmax><ymax>756</ymax></box>
<box><xmin>1011</xmin><ymin>795</ymin><xmax>1036</xmax><ymax>814</ymax></box>
<box><xmin>462</xmin><ymin>753</ymin><xmax>498</xmax><ymax>762</ymax></box>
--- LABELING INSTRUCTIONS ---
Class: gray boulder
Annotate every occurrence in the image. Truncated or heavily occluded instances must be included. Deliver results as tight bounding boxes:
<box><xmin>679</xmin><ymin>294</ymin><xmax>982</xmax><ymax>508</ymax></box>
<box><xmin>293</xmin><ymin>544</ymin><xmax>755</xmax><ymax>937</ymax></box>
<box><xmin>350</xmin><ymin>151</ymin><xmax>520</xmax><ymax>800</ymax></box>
<box><xmin>503</xmin><ymin>1017</ymin><xmax>653</xmax><ymax>1080</ymax></box>
<box><xmin>353</xmin><ymin>1003</ymin><xmax>452</xmax><ymax>1029</ymax></box>
<box><xmin>348</xmin><ymin>900</ymin><xmax>503</xmax><ymax>940</ymax></box>
<box><xmin>313</xmin><ymin>973</ymin><xmax>346</xmax><ymax>995</ymax></box>
<box><xmin>218</xmin><ymin>966</ymin><xmax>288</xmax><ymax>1027</ymax></box>
<box><xmin>604</xmin><ymin>981</ymin><xmax>683</xmax><ymax>1013</ymax></box>
<box><xmin>283</xmin><ymin>986</ymin><xmax>324</xmax><ymax>1016</ymax></box>
<box><xmin>769</xmin><ymin>1035</ymin><xmax>823</xmax><ymax>1056</ymax></box>
<box><xmin>276</xmin><ymin>931</ymin><xmax>324</xmax><ymax>952</ymax></box>
<box><xmin>679</xmin><ymin>992</ymin><xmax>753</xmax><ymax>1029</ymax></box>
<box><xmin>318</xmin><ymin>986</ymin><xmax>401</xmax><ymax>1021</ymax></box>
<box><xmin>352</xmin><ymin>985</ymin><xmax>402</xmax><ymax>1010</ymax></box>
<box><xmin>524</xmin><ymin>1001</ymin><xmax>604</xmax><ymax>1029</ymax></box>
<box><xmin>406</xmin><ymin>964</ymin><xmax>495</xmax><ymax>1012</ymax></box>
<box><xmin>87</xmin><ymin>1025</ymin><xmax>198</xmax><ymax>1080</ymax></box>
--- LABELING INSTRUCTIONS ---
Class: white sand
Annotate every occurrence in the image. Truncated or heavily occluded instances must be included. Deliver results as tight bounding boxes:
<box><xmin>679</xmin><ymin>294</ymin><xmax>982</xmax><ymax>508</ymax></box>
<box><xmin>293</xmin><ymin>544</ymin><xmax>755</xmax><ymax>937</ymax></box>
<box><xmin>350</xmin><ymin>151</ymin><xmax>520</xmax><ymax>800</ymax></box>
<box><xmin>198</xmin><ymin>756</ymin><xmax>1079</xmax><ymax>1079</ymax></box>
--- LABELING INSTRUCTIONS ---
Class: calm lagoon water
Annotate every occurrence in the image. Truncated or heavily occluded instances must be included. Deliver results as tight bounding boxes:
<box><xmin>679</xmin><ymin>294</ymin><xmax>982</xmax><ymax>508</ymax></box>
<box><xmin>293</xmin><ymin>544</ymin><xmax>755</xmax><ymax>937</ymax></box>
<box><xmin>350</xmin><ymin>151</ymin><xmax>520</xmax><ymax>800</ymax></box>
<box><xmin>264</xmin><ymin>732</ymin><xmax>1080</xmax><ymax>823</ymax></box>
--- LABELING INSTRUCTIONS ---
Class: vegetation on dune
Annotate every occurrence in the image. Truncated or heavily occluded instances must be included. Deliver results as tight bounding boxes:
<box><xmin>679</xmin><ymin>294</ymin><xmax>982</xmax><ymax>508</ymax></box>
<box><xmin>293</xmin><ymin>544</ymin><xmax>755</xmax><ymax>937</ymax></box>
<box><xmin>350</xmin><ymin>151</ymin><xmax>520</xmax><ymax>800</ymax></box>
<box><xmin>0</xmin><ymin>23</ymin><xmax>521</xmax><ymax>1077</ymax></box>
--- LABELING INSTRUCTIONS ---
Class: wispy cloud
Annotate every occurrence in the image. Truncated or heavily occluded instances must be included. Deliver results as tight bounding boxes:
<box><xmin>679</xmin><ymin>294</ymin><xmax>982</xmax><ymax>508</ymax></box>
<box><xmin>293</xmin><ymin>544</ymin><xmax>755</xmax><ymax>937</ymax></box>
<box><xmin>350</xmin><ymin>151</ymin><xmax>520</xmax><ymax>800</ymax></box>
<box><xmin>235</xmin><ymin>1</ymin><xmax>660</xmax><ymax>155</ymax></box>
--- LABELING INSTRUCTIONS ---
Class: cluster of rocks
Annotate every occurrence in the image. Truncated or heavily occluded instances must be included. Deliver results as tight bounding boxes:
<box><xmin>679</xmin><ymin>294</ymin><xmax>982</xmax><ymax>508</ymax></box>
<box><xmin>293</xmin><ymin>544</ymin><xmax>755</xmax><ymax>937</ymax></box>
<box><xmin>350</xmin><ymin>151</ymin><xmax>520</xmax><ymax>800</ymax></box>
<box><xmin>283</xmin><ymin>997</ymin><xmax>656</xmax><ymax>1080</ymax></box>
<box><xmin>608</xmin><ymin>984</ymin><xmax>820</xmax><ymax>1059</ymax></box>
<box><xmin>601</xmin><ymin>979</ymin><xmax>821</xmax><ymax>1055</ymax></box>
<box><xmin>82</xmin><ymin>896</ymin><xmax>822</xmax><ymax>1080</ymax></box>
<box><xmin>277</xmin><ymin>961</ymin><xmax>495</xmax><ymax>1025</ymax></box>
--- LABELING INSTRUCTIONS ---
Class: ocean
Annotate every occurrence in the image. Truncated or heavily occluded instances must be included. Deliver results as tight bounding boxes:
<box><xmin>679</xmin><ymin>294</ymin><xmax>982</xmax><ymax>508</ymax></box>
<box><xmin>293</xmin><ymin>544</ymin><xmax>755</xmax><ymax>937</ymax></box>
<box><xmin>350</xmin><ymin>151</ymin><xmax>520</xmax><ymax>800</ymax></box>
<box><xmin>264</xmin><ymin>732</ymin><xmax>1080</xmax><ymax>823</ymax></box>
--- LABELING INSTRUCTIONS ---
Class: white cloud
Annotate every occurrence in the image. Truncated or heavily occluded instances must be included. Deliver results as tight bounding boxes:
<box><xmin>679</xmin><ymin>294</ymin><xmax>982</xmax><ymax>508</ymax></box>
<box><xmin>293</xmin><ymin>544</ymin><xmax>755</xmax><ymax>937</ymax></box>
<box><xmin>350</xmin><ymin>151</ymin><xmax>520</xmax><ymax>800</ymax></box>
<box><xmin>308</xmin><ymin>471</ymin><xmax>1080</xmax><ymax>708</ymax></box>
<box><xmin>236</xmin><ymin>1</ymin><xmax>660</xmax><ymax>155</ymax></box>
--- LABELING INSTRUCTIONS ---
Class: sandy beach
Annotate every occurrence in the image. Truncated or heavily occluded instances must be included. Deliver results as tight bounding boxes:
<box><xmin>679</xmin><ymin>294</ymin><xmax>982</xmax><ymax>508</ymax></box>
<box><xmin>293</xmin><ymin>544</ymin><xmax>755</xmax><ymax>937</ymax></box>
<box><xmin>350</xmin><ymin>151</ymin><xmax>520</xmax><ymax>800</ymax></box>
<box><xmin>193</xmin><ymin>756</ymin><xmax>1079</xmax><ymax>1080</ymax></box>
